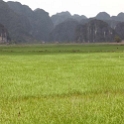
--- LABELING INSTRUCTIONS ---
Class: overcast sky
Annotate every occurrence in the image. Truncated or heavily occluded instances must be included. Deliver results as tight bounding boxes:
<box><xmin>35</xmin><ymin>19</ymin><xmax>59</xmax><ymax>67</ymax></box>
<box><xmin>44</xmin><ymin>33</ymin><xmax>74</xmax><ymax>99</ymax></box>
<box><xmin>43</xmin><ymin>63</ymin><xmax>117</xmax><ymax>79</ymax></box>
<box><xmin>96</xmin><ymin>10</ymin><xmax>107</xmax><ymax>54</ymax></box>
<box><xmin>4</xmin><ymin>0</ymin><xmax>124</xmax><ymax>17</ymax></box>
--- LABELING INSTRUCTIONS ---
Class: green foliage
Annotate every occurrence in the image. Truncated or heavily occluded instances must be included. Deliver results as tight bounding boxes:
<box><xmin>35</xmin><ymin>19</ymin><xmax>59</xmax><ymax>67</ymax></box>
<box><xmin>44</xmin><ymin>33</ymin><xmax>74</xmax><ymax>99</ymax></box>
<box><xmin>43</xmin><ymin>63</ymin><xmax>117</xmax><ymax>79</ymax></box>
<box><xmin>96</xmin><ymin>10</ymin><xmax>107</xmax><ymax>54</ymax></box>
<box><xmin>114</xmin><ymin>35</ymin><xmax>121</xmax><ymax>43</ymax></box>
<box><xmin>0</xmin><ymin>44</ymin><xmax>124</xmax><ymax>123</ymax></box>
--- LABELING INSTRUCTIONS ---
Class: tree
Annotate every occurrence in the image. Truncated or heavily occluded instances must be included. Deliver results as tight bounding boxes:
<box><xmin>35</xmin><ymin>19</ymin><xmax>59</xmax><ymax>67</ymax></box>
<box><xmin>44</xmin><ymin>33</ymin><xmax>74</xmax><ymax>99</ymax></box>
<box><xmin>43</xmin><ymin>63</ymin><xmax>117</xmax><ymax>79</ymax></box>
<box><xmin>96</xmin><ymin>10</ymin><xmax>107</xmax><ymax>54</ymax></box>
<box><xmin>114</xmin><ymin>35</ymin><xmax>121</xmax><ymax>43</ymax></box>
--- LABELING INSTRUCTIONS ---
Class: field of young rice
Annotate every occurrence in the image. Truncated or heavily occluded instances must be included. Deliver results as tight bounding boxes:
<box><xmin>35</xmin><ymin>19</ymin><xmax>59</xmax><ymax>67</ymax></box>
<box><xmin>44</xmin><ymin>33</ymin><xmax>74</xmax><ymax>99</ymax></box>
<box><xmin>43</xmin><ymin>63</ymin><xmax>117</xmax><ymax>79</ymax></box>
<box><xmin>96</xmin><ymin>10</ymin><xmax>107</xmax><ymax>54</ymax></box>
<box><xmin>0</xmin><ymin>44</ymin><xmax>124</xmax><ymax>124</ymax></box>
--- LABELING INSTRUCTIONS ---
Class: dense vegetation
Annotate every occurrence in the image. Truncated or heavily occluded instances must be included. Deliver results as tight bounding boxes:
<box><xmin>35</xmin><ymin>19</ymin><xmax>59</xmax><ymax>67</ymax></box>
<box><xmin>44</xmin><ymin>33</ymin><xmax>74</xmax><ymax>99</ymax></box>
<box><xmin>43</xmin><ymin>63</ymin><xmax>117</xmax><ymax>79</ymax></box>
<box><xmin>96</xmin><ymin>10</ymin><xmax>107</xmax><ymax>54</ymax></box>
<box><xmin>0</xmin><ymin>44</ymin><xmax>124</xmax><ymax>123</ymax></box>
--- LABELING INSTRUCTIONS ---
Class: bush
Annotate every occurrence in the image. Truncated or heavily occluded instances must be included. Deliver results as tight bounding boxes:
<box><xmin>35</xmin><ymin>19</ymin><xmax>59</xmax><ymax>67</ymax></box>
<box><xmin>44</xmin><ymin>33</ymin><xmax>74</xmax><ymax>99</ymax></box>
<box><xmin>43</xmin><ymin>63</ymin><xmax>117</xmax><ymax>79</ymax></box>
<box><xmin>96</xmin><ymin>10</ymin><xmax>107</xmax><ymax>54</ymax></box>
<box><xmin>114</xmin><ymin>36</ymin><xmax>121</xmax><ymax>43</ymax></box>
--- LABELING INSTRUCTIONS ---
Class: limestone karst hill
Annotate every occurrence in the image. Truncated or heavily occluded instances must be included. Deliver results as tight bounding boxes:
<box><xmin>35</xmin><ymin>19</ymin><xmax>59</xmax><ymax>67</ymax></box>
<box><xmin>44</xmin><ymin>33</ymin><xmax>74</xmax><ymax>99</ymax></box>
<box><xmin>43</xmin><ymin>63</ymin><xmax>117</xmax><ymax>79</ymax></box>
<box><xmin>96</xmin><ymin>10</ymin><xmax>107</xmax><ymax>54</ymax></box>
<box><xmin>0</xmin><ymin>23</ymin><xmax>10</xmax><ymax>43</ymax></box>
<box><xmin>0</xmin><ymin>0</ymin><xmax>124</xmax><ymax>43</ymax></box>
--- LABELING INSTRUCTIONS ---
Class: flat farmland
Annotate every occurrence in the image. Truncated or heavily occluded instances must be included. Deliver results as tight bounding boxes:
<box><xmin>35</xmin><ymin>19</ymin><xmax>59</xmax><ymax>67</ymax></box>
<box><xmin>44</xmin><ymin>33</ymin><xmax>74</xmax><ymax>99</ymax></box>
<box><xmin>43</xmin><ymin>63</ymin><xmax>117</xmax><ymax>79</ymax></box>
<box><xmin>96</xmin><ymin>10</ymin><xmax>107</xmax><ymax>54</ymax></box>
<box><xmin>0</xmin><ymin>44</ymin><xmax>124</xmax><ymax>124</ymax></box>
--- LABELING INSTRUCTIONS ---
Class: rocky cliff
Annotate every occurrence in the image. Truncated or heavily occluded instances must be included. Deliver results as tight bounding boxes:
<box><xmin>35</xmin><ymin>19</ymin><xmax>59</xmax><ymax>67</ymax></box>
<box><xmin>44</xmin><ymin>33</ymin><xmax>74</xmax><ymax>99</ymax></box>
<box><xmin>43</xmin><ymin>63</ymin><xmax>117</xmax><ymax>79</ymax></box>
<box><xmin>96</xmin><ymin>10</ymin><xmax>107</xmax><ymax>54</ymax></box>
<box><xmin>50</xmin><ymin>19</ymin><xmax>118</xmax><ymax>43</ymax></box>
<box><xmin>7</xmin><ymin>1</ymin><xmax>54</xmax><ymax>42</ymax></box>
<box><xmin>115</xmin><ymin>22</ymin><xmax>124</xmax><ymax>40</ymax></box>
<box><xmin>76</xmin><ymin>20</ymin><xmax>117</xmax><ymax>42</ymax></box>
<box><xmin>0</xmin><ymin>0</ymin><xmax>32</xmax><ymax>42</ymax></box>
<box><xmin>0</xmin><ymin>24</ymin><xmax>10</xmax><ymax>43</ymax></box>
<box><xmin>32</xmin><ymin>8</ymin><xmax>54</xmax><ymax>41</ymax></box>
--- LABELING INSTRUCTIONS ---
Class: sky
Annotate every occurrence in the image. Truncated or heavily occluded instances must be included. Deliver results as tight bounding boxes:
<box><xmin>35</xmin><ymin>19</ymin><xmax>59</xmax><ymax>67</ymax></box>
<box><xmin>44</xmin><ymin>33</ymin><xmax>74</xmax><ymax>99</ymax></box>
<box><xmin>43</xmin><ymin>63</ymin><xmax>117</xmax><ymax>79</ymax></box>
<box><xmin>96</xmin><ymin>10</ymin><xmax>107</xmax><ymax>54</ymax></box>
<box><xmin>4</xmin><ymin>0</ymin><xmax>124</xmax><ymax>17</ymax></box>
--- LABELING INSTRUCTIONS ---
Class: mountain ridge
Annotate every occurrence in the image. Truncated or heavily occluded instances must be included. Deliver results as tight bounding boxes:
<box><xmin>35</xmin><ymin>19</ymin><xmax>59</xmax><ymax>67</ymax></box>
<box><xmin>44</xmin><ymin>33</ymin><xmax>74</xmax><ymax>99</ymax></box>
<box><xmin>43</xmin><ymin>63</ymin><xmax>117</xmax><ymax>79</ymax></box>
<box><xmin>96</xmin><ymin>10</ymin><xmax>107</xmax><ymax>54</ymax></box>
<box><xmin>0</xmin><ymin>0</ymin><xmax>124</xmax><ymax>43</ymax></box>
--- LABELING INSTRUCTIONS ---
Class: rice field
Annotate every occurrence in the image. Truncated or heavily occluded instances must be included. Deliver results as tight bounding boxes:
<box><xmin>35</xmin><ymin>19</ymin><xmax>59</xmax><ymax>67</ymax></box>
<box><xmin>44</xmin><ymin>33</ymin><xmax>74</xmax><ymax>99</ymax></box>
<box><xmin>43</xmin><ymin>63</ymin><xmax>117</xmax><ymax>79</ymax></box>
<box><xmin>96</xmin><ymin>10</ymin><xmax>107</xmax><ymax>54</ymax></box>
<box><xmin>0</xmin><ymin>44</ymin><xmax>124</xmax><ymax>124</ymax></box>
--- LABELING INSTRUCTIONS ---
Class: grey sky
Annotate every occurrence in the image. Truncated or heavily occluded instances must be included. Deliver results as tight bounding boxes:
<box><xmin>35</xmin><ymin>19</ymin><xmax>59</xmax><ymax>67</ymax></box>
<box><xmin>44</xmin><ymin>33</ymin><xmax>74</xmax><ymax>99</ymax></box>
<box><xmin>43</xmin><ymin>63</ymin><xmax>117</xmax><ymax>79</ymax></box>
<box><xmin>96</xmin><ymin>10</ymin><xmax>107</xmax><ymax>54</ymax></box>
<box><xmin>4</xmin><ymin>0</ymin><xmax>124</xmax><ymax>17</ymax></box>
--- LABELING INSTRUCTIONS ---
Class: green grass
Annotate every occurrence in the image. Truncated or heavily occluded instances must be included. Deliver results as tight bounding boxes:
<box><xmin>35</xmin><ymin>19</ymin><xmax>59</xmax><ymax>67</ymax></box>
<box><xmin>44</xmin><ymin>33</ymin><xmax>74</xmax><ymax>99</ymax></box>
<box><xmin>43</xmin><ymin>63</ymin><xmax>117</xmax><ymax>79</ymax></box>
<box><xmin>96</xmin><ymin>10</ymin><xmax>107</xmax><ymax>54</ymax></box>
<box><xmin>0</xmin><ymin>44</ymin><xmax>124</xmax><ymax>124</ymax></box>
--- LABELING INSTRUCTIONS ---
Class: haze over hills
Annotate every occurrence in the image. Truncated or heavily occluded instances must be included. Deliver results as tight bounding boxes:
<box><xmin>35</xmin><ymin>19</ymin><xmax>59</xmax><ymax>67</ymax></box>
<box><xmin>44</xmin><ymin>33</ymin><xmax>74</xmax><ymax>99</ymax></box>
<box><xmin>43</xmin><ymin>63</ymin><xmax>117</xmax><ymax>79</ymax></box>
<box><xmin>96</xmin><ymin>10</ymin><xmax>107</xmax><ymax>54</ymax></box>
<box><xmin>0</xmin><ymin>0</ymin><xmax>124</xmax><ymax>43</ymax></box>
<box><xmin>7</xmin><ymin>1</ymin><xmax>54</xmax><ymax>42</ymax></box>
<box><xmin>50</xmin><ymin>12</ymin><xmax>124</xmax><ymax>42</ymax></box>
<box><xmin>49</xmin><ymin>19</ymin><xmax>79</xmax><ymax>42</ymax></box>
<box><xmin>51</xmin><ymin>11</ymin><xmax>87</xmax><ymax>26</ymax></box>
<box><xmin>0</xmin><ymin>0</ymin><xmax>32</xmax><ymax>42</ymax></box>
